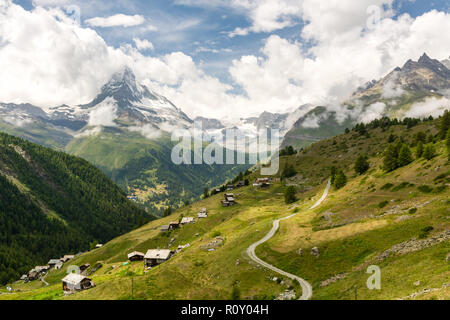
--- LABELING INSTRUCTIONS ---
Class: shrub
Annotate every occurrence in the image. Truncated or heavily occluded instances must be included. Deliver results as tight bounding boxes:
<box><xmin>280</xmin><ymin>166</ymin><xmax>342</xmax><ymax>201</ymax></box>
<box><xmin>378</xmin><ymin>201</ymin><xmax>389</xmax><ymax>209</ymax></box>
<box><xmin>418</xmin><ymin>185</ymin><xmax>433</xmax><ymax>193</ymax></box>
<box><xmin>333</xmin><ymin>170</ymin><xmax>347</xmax><ymax>190</ymax></box>
<box><xmin>433</xmin><ymin>185</ymin><xmax>447</xmax><ymax>193</ymax></box>
<box><xmin>231</xmin><ymin>286</ymin><xmax>241</xmax><ymax>300</ymax></box>
<box><xmin>211</xmin><ymin>230</ymin><xmax>222</xmax><ymax>238</ymax></box>
<box><xmin>381</xmin><ymin>183</ymin><xmax>394</xmax><ymax>190</ymax></box>
<box><xmin>408</xmin><ymin>208</ymin><xmax>418</xmax><ymax>214</ymax></box>
<box><xmin>419</xmin><ymin>226</ymin><xmax>434</xmax><ymax>239</ymax></box>
<box><xmin>392</xmin><ymin>182</ymin><xmax>414</xmax><ymax>192</ymax></box>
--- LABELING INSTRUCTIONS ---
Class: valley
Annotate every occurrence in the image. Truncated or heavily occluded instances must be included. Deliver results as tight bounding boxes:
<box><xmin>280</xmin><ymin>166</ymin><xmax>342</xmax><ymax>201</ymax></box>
<box><xmin>2</xmin><ymin>114</ymin><xmax>449</xmax><ymax>300</ymax></box>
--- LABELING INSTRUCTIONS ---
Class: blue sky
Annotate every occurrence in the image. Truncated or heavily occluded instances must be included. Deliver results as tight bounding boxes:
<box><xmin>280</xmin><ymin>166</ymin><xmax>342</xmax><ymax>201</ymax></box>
<box><xmin>13</xmin><ymin>0</ymin><xmax>448</xmax><ymax>84</ymax></box>
<box><xmin>2</xmin><ymin>0</ymin><xmax>450</xmax><ymax>118</ymax></box>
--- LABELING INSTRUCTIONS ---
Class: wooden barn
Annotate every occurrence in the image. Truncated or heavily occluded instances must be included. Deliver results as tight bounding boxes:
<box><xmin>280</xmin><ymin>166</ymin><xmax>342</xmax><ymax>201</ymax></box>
<box><xmin>127</xmin><ymin>251</ymin><xmax>145</xmax><ymax>261</ymax></box>
<box><xmin>144</xmin><ymin>249</ymin><xmax>173</xmax><ymax>267</ymax></box>
<box><xmin>62</xmin><ymin>273</ymin><xmax>95</xmax><ymax>292</ymax></box>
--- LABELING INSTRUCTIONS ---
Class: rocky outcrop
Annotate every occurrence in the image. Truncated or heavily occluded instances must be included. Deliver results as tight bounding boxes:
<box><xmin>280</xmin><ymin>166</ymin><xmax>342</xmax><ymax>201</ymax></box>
<box><xmin>376</xmin><ymin>230</ymin><xmax>450</xmax><ymax>262</ymax></box>
<box><xmin>320</xmin><ymin>273</ymin><xmax>348</xmax><ymax>287</ymax></box>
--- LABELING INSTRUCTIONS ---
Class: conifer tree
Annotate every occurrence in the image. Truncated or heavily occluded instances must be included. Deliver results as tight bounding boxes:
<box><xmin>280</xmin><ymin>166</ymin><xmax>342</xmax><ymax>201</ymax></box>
<box><xmin>416</xmin><ymin>141</ymin><xmax>424</xmax><ymax>159</ymax></box>
<box><xmin>423</xmin><ymin>144</ymin><xmax>436</xmax><ymax>161</ymax></box>
<box><xmin>439</xmin><ymin>110</ymin><xmax>450</xmax><ymax>140</ymax></box>
<box><xmin>383</xmin><ymin>144</ymin><xmax>398</xmax><ymax>172</ymax></box>
<box><xmin>397</xmin><ymin>145</ymin><xmax>413</xmax><ymax>167</ymax></box>
<box><xmin>333</xmin><ymin>169</ymin><xmax>347</xmax><ymax>190</ymax></box>
<box><xmin>354</xmin><ymin>155</ymin><xmax>370</xmax><ymax>175</ymax></box>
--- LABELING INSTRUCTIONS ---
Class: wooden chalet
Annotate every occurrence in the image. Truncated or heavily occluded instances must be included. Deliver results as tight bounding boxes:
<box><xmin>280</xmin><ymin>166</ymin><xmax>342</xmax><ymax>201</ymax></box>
<box><xmin>169</xmin><ymin>221</ymin><xmax>180</xmax><ymax>230</ymax></box>
<box><xmin>181</xmin><ymin>217</ymin><xmax>195</xmax><ymax>225</ymax></box>
<box><xmin>62</xmin><ymin>273</ymin><xmax>95</xmax><ymax>292</ymax></box>
<box><xmin>144</xmin><ymin>249</ymin><xmax>173</xmax><ymax>267</ymax></box>
<box><xmin>127</xmin><ymin>251</ymin><xmax>145</xmax><ymax>262</ymax></box>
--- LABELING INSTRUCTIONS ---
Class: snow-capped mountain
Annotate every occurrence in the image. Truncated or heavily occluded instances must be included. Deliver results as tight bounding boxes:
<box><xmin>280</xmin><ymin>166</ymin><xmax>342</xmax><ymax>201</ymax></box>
<box><xmin>78</xmin><ymin>67</ymin><xmax>192</xmax><ymax>128</ymax></box>
<box><xmin>0</xmin><ymin>67</ymin><xmax>194</xmax><ymax>140</ymax></box>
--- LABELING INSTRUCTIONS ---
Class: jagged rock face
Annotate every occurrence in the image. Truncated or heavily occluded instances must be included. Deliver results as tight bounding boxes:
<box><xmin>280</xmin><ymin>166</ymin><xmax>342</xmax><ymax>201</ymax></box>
<box><xmin>0</xmin><ymin>67</ymin><xmax>194</xmax><ymax>135</ymax></box>
<box><xmin>441</xmin><ymin>57</ymin><xmax>450</xmax><ymax>70</ymax></box>
<box><xmin>354</xmin><ymin>53</ymin><xmax>450</xmax><ymax>100</ymax></box>
<box><xmin>397</xmin><ymin>53</ymin><xmax>450</xmax><ymax>92</ymax></box>
<box><xmin>79</xmin><ymin>67</ymin><xmax>192</xmax><ymax>128</ymax></box>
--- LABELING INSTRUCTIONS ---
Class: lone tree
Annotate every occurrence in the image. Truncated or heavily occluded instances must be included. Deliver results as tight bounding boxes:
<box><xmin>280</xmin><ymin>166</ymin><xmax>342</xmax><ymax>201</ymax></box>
<box><xmin>203</xmin><ymin>188</ymin><xmax>210</xmax><ymax>199</ymax></box>
<box><xmin>383</xmin><ymin>144</ymin><xmax>398</xmax><ymax>172</ymax></box>
<box><xmin>354</xmin><ymin>155</ymin><xmax>370</xmax><ymax>175</ymax></box>
<box><xmin>284</xmin><ymin>186</ymin><xmax>297</xmax><ymax>204</ymax></box>
<box><xmin>397</xmin><ymin>145</ymin><xmax>413</xmax><ymax>167</ymax></box>
<box><xmin>333</xmin><ymin>169</ymin><xmax>347</xmax><ymax>190</ymax></box>
<box><xmin>416</xmin><ymin>141</ymin><xmax>424</xmax><ymax>159</ymax></box>
<box><xmin>423</xmin><ymin>144</ymin><xmax>436</xmax><ymax>161</ymax></box>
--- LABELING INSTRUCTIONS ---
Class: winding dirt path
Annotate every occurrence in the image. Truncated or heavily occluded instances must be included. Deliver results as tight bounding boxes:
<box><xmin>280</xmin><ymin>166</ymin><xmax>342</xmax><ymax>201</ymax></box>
<box><xmin>247</xmin><ymin>180</ymin><xmax>331</xmax><ymax>300</ymax></box>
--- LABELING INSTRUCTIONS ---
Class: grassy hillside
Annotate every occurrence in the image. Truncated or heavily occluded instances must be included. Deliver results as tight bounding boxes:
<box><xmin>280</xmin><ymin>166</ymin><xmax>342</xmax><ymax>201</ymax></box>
<box><xmin>0</xmin><ymin>132</ymin><xmax>152</xmax><ymax>285</ymax></box>
<box><xmin>2</xmin><ymin>116</ymin><xmax>449</xmax><ymax>300</ymax></box>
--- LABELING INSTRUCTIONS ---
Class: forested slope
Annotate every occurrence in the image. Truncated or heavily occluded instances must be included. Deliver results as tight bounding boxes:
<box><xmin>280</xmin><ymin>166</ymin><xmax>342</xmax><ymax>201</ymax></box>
<box><xmin>0</xmin><ymin>132</ymin><xmax>152</xmax><ymax>284</ymax></box>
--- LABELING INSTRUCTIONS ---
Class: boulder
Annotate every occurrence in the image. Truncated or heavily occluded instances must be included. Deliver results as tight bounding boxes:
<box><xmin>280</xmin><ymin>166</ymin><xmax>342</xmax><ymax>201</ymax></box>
<box><xmin>311</xmin><ymin>247</ymin><xmax>320</xmax><ymax>257</ymax></box>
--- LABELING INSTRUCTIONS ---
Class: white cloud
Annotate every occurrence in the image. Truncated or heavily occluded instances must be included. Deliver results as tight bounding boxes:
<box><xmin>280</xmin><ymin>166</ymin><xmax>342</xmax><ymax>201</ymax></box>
<box><xmin>356</xmin><ymin>102</ymin><xmax>387</xmax><ymax>123</ymax></box>
<box><xmin>88</xmin><ymin>97</ymin><xmax>118</xmax><ymax>126</ymax></box>
<box><xmin>1</xmin><ymin>1</ymin><xmax>450</xmax><ymax>123</ymax></box>
<box><xmin>133</xmin><ymin>38</ymin><xmax>154</xmax><ymax>51</ymax></box>
<box><xmin>382</xmin><ymin>71</ymin><xmax>405</xmax><ymax>99</ymax></box>
<box><xmin>128</xmin><ymin>124</ymin><xmax>162</xmax><ymax>139</ymax></box>
<box><xmin>85</xmin><ymin>14</ymin><xmax>145</xmax><ymax>28</ymax></box>
<box><xmin>404</xmin><ymin>97</ymin><xmax>450</xmax><ymax>118</ymax></box>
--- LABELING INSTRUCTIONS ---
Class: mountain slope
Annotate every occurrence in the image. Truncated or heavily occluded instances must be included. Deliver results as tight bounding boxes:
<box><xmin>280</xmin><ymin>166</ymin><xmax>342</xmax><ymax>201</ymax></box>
<box><xmin>4</xmin><ymin>114</ymin><xmax>448</xmax><ymax>300</ymax></box>
<box><xmin>0</xmin><ymin>69</ymin><xmax>250</xmax><ymax>211</ymax></box>
<box><xmin>0</xmin><ymin>132</ymin><xmax>152</xmax><ymax>285</ymax></box>
<box><xmin>66</xmin><ymin>129</ymin><xmax>250</xmax><ymax>212</ymax></box>
<box><xmin>283</xmin><ymin>53</ymin><xmax>450</xmax><ymax>149</ymax></box>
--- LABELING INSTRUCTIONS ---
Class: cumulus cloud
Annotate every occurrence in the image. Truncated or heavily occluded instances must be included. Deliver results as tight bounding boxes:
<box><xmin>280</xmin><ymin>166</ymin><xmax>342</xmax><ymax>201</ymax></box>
<box><xmin>356</xmin><ymin>102</ymin><xmax>387</xmax><ymax>123</ymax></box>
<box><xmin>128</xmin><ymin>124</ymin><xmax>162</xmax><ymax>140</ymax></box>
<box><xmin>382</xmin><ymin>71</ymin><xmax>405</xmax><ymax>99</ymax></box>
<box><xmin>85</xmin><ymin>14</ymin><xmax>145</xmax><ymax>28</ymax></box>
<box><xmin>133</xmin><ymin>38</ymin><xmax>154</xmax><ymax>51</ymax></box>
<box><xmin>75</xmin><ymin>126</ymin><xmax>102</xmax><ymax>138</ymax></box>
<box><xmin>88</xmin><ymin>97</ymin><xmax>118</xmax><ymax>126</ymax></box>
<box><xmin>1</xmin><ymin>0</ymin><xmax>450</xmax><ymax>123</ymax></box>
<box><xmin>404</xmin><ymin>97</ymin><xmax>450</xmax><ymax>119</ymax></box>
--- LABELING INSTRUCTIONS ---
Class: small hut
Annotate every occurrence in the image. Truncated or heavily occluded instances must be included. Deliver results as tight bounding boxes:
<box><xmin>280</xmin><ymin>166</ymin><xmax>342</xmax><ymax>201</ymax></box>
<box><xmin>60</xmin><ymin>255</ymin><xmax>75</xmax><ymax>263</ymax></box>
<box><xmin>62</xmin><ymin>273</ymin><xmax>94</xmax><ymax>292</ymax></box>
<box><xmin>79</xmin><ymin>264</ymin><xmax>91</xmax><ymax>273</ymax></box>
<box><xmin>48</xmin><ymin>259</ymin><xmax>62</xmax><ymax>268</ymax></box>
<box><xmin>127</xmin><ymin>251</ymin><xmax>145</xmax><ymax>262</ymax></box>
<box><xmin>181</xmin><ymin>217</ymin><xmax>195</xmax><ymax>225</ymax></box>
<box><xmin>144</xmin><ymin>249</ymin><xmax>173</xmax><ymax>267</ymax></box>
<box><xmin>169</xmin><ymin>221</ymin><xmax>180</xmax><ymax>230</ymax></box>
